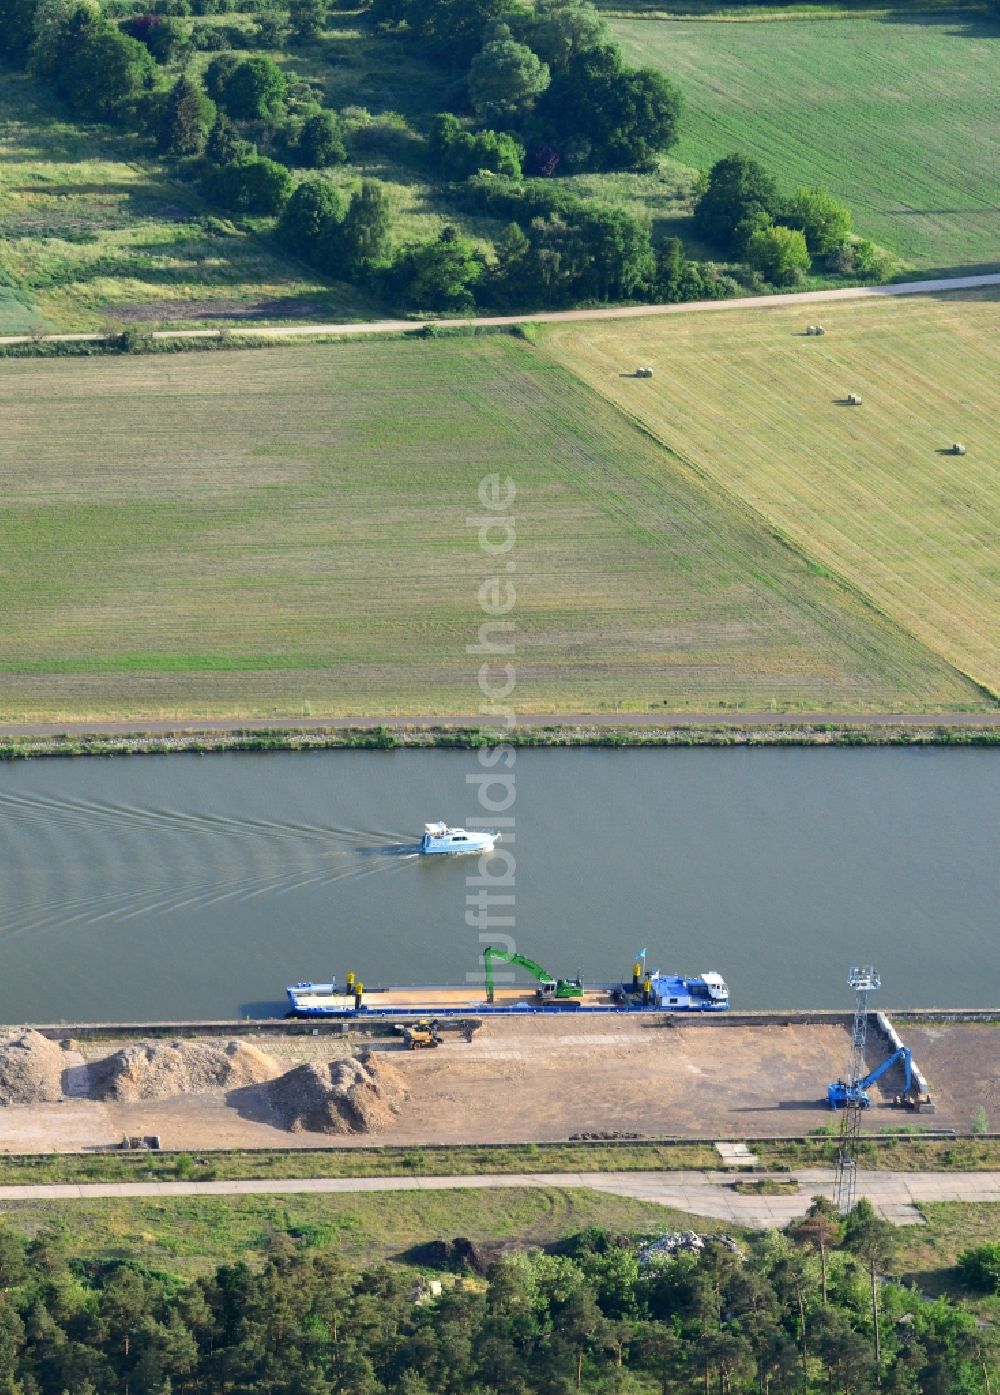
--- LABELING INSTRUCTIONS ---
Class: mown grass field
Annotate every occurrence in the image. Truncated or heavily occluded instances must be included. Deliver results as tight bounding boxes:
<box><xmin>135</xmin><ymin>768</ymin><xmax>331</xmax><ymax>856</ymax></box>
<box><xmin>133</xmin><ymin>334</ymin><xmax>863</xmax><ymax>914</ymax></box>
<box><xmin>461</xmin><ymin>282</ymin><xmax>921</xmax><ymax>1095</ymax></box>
<box><xmin>0</xmin><ymin>333</ymin><xmax>985</xmax><ymax>720</ymax></box>
<box><xmin>612</xmin><ymin>13</ymin><xmax>1000</xmax><ymax>273</ymax></box>
<box><xmin>0</xmin><ymin>1188</ymin><xmax>715</xmax><ymax>1276</ymax></box>
<box><xmin>0</xmin><ymin>67</ymin><xmax>379</xmax><ymax>332</ymax></box>
<box><xmin>545</xmin><ymin>289</ymin><xmax>1000</xmax><ymax>699</ymax></box>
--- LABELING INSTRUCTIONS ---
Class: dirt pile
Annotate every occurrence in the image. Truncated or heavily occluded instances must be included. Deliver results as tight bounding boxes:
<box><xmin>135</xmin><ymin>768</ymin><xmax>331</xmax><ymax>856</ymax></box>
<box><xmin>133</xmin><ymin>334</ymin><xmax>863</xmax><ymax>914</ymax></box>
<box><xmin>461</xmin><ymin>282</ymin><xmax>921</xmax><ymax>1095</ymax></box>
<box><xmin>267</xmin><ymin>1051</ymin><xmax>408</xmax><ymax>1134</ymax></box>
<box><xmin>0</xmin><ymin>1030</ymin><xmax>65</xmax><ymax>1105</ymax></box>
<box><xmin>92</xmin><ymin>1039</ymin><xmax>279</xmax><ymax>1102</ymax></box>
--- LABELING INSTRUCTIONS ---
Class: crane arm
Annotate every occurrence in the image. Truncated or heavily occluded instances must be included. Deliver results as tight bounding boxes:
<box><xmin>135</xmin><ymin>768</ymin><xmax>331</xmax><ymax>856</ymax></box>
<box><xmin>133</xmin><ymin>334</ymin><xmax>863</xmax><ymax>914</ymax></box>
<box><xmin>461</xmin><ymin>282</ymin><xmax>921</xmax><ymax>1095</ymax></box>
<box><xmin>859</xmin><ymin>1046</ymin><xmax>912</xmax><ymax>1093</ymax></box>
<box><xmin>483</xmin><ymin>948</ymin><xmax>554</xmax><ymax>1002</ymax></box>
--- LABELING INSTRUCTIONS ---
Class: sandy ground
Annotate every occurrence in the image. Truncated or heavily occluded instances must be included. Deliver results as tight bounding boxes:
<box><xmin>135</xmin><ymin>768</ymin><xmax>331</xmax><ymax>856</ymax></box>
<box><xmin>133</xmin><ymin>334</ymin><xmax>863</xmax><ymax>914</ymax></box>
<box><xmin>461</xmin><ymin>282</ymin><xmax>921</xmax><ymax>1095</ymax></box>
<box><xmin>0</xmin><ymin>1017</ymin><xmax>989</xmax><ymax>1154</ymax></box>
<box><xmin>893</xmin><ymin>1024</ymin><xmax>998</xmax><ymax>1130</ymax></box>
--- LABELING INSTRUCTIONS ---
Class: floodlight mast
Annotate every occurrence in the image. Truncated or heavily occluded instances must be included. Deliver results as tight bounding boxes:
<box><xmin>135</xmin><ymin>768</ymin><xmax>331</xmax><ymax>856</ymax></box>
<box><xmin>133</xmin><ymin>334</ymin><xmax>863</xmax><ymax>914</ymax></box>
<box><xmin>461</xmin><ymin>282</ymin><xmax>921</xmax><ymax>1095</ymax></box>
<box><xmin>833</xmin><ymin>966</ymin><xmax>881</xmax><ymax>1215</ymax></box>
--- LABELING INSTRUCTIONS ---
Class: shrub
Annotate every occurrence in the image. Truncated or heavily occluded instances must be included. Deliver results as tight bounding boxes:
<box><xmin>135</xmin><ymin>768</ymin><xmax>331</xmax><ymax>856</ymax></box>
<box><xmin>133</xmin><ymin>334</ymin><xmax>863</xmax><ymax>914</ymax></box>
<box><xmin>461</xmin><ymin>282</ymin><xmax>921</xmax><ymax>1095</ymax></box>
<box><xmin>219</xmin><ymin>55</ymin><xmax>287</xmax><ymax>120</ymax></box>
<box><xmin>276</xmin><ymin>177</ymin><xmax>345</xmax><ymax>267</ymax></box>
<box><xmin>296</xmin><ymin>110</ymin><xmax>347</xmax><ymax>167</ymax></box>
<box><xmin>389</xmin><ymin>227</ymin><xmax>484</xmax><ymax>311</ymax></box>
<box><xmin>958</xmin><ymin>1243</ymin><xmax>1000</xmax><ymax>1294</ymax></box>
<box><xmin>745</xmin><ymin>224</ymin><xmax>811</xmax><ymax>285</ymax></box>
<box><xmin>202</xmin><ymin>156</ymin><xmax>293</xmax><ymax>212</ymax></box>
<box><xmin>853</xmin><ymin>238</ymin><xmax>893</xmax><ymax>282</ymax></box>
<box><xmin>694</xmin><ymin>153</ymin><xmax>781</xmax><ymax>255</ymax></box>
<box><xmin>784</xmin><ymin>185</ymin><xmax>851</xmax><ymax>257</ymax></box>
<box><xmin>469</xmin><ymin>29</ymin><xmax>550</xmax><ymax>122</ymax></box>
<box><xmin>204</xmin><ymin>52</ymin><xmax>241</xmax><ymax>101</ymax></box>
<box><xmin>428</xmin><ymin>113</ymin><xmax>524</xmax><ymax>180</ymax></box>
<box><xmin>253</xmin><ymin>12</ymin><xmax>289</xmax><ymax>46</ymax></box>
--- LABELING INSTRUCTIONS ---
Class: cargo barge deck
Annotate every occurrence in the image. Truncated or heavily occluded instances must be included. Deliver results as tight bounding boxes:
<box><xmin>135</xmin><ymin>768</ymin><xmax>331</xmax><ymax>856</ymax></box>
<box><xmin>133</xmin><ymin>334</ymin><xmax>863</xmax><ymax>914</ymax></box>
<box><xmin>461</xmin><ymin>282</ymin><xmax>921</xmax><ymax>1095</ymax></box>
<box><xmin>286</xmin><ymin>970</ymin><xmax>730</xmax><ymax>1018</ymax></box>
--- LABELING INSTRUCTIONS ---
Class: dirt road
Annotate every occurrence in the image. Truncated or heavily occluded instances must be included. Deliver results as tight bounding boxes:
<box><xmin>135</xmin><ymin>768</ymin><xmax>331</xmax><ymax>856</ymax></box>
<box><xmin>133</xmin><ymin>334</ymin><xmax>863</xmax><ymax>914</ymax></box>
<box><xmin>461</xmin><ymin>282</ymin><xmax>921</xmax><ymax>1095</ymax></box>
<box><xmin>1</xmin><ymin>272</ymin><xmax>997</xmax><ymax>348</ymax></box>
<box><xmin>0</xmin><ymin>1168</ymin><xmax>997</xmax><ymax>1227</ymax></box>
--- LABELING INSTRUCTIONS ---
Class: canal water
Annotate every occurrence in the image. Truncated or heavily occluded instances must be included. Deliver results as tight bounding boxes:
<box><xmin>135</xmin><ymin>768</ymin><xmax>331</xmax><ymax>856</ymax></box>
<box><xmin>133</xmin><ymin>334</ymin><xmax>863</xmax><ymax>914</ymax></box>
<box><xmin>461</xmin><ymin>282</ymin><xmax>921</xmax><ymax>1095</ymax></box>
<box><xmin>0</xmin><ymin>748</ymin><xmax>996</xmax><ymax>1022</ymax></box>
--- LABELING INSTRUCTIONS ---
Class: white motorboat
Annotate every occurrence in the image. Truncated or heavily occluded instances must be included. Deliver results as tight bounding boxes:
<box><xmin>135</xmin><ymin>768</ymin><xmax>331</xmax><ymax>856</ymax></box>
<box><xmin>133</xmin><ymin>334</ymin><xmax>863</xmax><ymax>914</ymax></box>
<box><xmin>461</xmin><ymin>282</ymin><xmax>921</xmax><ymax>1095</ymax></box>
<box><xmin>419</xmin><ymin>822</ymin><xmax>499</xmax><ymax>855</ymax></box>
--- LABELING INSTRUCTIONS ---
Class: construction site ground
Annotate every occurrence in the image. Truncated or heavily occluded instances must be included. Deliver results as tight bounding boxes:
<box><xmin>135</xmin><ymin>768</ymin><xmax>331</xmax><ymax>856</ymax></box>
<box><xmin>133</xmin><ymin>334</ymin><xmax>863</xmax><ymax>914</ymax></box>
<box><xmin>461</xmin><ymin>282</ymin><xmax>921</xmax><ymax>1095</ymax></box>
<box><xmin>0</xmin><ymin>1018</ymin><xmax>994</xmax><ymax>1154</ymax></box>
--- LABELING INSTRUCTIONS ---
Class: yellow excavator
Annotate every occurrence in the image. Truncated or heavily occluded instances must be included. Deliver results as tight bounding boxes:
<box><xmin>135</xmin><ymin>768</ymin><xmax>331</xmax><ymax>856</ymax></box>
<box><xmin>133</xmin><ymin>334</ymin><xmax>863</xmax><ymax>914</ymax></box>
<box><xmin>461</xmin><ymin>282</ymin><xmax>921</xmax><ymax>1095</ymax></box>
<box><xmin>398</xmin><ymin>1019</ymin><xmax>442</xmax><ymax>1050</ymax></box>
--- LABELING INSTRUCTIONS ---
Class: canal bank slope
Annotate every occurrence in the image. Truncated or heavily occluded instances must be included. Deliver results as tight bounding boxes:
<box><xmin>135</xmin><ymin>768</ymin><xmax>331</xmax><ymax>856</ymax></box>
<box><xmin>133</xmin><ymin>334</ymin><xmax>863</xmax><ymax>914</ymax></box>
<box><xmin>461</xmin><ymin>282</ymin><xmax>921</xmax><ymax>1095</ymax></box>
<box><xmin>2</xmin><ymin>713</ymin><xmax>999</xmax><ymax>758</ymax></box>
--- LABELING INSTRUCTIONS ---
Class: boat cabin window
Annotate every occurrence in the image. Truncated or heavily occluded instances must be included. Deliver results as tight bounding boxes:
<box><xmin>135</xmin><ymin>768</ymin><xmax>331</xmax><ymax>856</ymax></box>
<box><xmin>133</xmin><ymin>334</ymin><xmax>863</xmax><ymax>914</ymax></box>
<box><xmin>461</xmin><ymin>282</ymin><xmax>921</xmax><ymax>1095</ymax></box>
<box><xmin>669</xmin><ymin>997</ymin><xmax>679</xmax><ymax>1004</ymax></box>
<box><xmin>455</xmin><ymin>836</ymin><xmax>467</xmax><ymax>841</ymax></box>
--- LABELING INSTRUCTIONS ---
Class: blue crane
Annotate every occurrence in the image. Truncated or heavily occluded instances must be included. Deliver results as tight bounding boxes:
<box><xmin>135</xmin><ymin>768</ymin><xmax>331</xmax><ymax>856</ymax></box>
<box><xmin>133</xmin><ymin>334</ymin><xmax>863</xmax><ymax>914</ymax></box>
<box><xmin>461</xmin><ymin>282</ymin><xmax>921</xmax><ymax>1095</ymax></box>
<box><xmin>827</xmin><ymin>1046</ymin><xmax>913</xmax><ymax>1109</ymax></box>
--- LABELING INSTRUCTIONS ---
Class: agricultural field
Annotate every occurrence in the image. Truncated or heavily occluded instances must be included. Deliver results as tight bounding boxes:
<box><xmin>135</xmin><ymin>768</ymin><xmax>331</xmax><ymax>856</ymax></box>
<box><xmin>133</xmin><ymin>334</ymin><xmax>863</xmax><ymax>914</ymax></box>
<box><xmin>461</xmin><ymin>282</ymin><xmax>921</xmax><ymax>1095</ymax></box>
<box><xmin>545</xmin><ymin>288</ymin><xmax>1000</xmax><ymax>699</ymax></box>
<box><xmin>0</xmin><ymin>332</ymin><xmax>984</xmax><ymax>721</ymax></box>
<box><xmin>613</xmin><ymin>12</ymin><xmax>1000</xmax><ymax>273</ymax></box>
<box><xmin>0</xmin><ymin>67</ymin><xmax>378</xmax><ymax>332</ymax></box>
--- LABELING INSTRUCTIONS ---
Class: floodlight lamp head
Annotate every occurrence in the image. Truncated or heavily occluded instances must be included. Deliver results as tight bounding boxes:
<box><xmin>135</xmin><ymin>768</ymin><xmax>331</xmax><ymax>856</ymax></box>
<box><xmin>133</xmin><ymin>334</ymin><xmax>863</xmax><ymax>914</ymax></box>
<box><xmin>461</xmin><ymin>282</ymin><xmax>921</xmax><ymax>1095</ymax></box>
<box><xmin>848</xmin><ymin>966</ymin><xmax>880</xmax><ymax>993</ymax></box>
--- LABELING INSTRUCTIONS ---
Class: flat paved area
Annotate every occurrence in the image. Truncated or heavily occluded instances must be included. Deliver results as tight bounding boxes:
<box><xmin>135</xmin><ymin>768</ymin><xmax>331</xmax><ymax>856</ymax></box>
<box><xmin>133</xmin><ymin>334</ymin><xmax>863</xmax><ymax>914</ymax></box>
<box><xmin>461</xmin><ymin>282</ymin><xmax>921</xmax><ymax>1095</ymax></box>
<box><xmin>1</xmin><ymin>1169</ymin><xmax>997</xmax><ymax>1228</ymax></box>
<box><xmin>1</xmin><ymin>272</ymin><xmax>997</xmax><ymax>347</ymax></box>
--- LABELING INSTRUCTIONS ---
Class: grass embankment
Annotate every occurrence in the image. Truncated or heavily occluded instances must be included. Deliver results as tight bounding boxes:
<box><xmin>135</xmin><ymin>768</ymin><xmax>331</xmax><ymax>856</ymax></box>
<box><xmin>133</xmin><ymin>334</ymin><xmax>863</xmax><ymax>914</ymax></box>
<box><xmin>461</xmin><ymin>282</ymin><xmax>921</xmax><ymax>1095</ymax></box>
<box><xmin>546</xmin><ymin>289</ymin><xmax>1000</xmax><ymax>700</ymax></box>
<box><xmin>2</xmin><ymin>724</ymin><xmax>998</xmax><ymax>758</ymax></box>
<box><xmin>0</xmin><ymin>1184</ymin><xmax>996</xmax><ymax>1288</ymax></box>
<box><xmin>0</xmin><ymin>68</ymin><xmax>379</xmax><ymax>333</ymax></box>
<box><xmin>0</xmin><ymin>1136</ymin><xmax>996</xmax><ymax>1187</ymax></box>
<box><xmin>613</xmin><ymin>11</ymin><xmax>1000</xmax><ymax>274</ymax></box>
<box><xmin>0</xmin><ymin>1188</ymin><xmax>717</xmax><ymax>1276</ymax></box>
<box><xmin>1</xmin><ymin>333</ymin><xmax>982</xmax><ymax>721</ymax></box>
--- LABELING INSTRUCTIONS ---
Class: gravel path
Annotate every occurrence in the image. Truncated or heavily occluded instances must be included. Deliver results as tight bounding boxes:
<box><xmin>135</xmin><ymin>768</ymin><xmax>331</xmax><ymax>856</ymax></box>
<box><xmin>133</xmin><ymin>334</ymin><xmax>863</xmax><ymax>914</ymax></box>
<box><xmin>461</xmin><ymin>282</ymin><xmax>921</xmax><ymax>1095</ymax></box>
<box><xmin>1</xmin><ymin>273</ymin><xmax>997</xmax><ymax>347</ymax></box>
<box><xmin>0</xmin><ymin>1168</ymin><xmax>997</xmax><ymax>1227</ymax></box>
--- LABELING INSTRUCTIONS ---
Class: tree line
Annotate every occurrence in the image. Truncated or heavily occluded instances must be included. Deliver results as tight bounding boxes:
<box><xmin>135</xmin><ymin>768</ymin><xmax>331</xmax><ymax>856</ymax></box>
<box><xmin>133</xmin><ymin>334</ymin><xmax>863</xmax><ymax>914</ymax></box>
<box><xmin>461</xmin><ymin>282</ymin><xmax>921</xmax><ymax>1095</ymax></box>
<box><xmin>0</xmin><ymin>0</ymin><xmax>880</xmax><ymax>315</ymax></box>
<box><xmin>0</xmin><ymin>1198</ymin><xmax>995</xmax><ymax>1393</ymax></box>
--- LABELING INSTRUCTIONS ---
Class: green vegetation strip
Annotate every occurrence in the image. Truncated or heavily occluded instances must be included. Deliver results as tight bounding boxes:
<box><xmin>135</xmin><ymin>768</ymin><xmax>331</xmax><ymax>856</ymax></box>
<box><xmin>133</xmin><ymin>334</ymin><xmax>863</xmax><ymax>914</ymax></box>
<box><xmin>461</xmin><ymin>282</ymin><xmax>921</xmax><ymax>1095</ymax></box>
<box><xmin>0</xmin><ymin>1136</ymin><xmax>996</xmax><ymax>1187</ymax></box>
<box><xmin>2</xmin><ymin>724</ymin><xmax>998</xmax><ymax>758</ymax></box>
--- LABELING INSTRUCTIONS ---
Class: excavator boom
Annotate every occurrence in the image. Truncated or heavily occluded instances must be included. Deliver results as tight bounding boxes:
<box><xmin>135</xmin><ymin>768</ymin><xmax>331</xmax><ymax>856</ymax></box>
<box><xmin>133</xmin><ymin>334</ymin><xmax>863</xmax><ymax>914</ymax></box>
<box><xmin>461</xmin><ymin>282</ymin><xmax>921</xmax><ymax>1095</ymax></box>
<box><xmin>483</xmin><ymin>948</ymin><xmax>583</xmax><ymax>1003</ymax></box>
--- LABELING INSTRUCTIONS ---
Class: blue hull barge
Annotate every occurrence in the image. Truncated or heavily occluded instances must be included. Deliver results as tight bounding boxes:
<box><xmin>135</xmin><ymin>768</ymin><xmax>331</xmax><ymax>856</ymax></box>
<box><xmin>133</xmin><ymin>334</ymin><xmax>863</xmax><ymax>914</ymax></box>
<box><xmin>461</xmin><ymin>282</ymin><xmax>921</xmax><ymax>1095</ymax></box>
<box><xmin>286</xmin><ymin>957</ymin><xmax>729</xmax><ymax>1018</ymax></box>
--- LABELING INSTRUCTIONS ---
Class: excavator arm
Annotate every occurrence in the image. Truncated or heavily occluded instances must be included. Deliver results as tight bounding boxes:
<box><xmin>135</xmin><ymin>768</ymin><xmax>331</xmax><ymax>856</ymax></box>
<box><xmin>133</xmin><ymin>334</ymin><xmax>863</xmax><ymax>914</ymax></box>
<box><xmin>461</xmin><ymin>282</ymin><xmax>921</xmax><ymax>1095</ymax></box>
<box><xmin>483</xmin><ymin>948</ymin><xmax>582</xmax><ymax>1003</ymax></box>
<box><xmin>484</xmin><ymin>948</ymin><xmax>553</xmax><ymax>1002</ymax></box>
<box><xmin>858</xmin><ymin>1046</ymin><xmax>912</xmax><ymax>1094</ymax></box>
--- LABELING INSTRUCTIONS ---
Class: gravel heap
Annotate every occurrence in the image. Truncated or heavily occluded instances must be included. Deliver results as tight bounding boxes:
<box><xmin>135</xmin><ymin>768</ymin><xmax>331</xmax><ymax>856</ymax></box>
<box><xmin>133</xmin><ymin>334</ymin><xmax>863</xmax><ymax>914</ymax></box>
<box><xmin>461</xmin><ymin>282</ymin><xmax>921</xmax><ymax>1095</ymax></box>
<box><xmin>0</xmin><ymin>1029</ymin><xmax>65</xmax><ymax>1105</ymax></box>
<box><xmin>92</xmin><ymin>1038</ymin><xmax>279</xmax><ymax>1102</ymax></box>
<box><xmin>267</xmin><ymin>1051</ymin><xmax>408</xmax><ymax>1134</ymax></box>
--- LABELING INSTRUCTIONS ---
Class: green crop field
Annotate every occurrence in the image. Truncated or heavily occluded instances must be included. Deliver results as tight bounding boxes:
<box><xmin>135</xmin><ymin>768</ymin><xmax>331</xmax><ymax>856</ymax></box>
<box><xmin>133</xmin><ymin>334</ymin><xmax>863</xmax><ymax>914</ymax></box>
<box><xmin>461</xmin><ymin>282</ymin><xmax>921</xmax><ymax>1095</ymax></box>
<box><xmin>545</xmin><ymin>289</ymin><xmax>1000</xmax><ymax>700</ymax></box>
<box><xmin>0</xmin><ymin>67</ymin><xmax>379</xmax><ymax>333</ymax></box>
<box><xmin>612</xmin><ymin>13</ymin><xmax>1000</xmax><ymax>273</ymax></box>
<box><xmin>0</xmin><ymin>332</ymin><xmax>983</xmax><ymax>721</ymax></box>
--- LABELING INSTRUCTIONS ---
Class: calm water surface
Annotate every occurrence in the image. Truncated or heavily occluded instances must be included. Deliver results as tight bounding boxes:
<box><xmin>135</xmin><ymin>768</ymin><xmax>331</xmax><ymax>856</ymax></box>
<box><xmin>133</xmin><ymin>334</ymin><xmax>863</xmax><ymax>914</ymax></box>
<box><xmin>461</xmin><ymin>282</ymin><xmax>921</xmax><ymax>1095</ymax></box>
<box><xmin>0</xmin><ymin>748</ymin><xmax>996</xmax><ymax>1021</ymax></box>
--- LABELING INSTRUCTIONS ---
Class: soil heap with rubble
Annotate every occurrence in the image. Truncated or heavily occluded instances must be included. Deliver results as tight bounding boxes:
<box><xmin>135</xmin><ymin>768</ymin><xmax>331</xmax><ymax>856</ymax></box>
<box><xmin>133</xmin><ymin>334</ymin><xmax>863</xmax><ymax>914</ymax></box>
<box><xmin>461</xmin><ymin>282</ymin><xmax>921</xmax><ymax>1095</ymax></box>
<box><xmin>266</xmin><ymin>1051</ymin><xmax>408</xmax><ymax>1134</ymax></box>
<box><xmin>91</xmin><ymin>1038</ymin><xmax>279</xmax><ymax>1102</ymax></box>
<box><xmin>0</xmin><ymin>1029</ymin><xmax>66</xmax><ymax>1105</ymax></box>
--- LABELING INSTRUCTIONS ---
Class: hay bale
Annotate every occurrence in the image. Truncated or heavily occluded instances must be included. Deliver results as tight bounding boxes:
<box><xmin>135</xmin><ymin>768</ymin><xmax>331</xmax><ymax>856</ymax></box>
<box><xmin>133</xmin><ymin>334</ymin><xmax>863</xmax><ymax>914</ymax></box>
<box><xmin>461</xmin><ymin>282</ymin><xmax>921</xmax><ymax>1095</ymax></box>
<box><xmin>92</xmin><ymin>1039</ymin><xmax>279</xmax><ymax>1102</ymax></box>
<box><xmin>266</xmin><ymin>1050</ymin><xmax>408</xmax><ymax>1134</ymax></box>
<box><xmin>846</xmin><ymin>393</ymin><xmax>862</xmax><ymax>405</ymax></box>
<box><xmin>636</xmin><ymin>365</ymin><xmax>654</xmax><ymax>378</ymax></box>
<box><xmin>815</xmin><ymin>325</ymin><xmax>826</xmax><ymax>335</ymax></box>
<box><xmin>951</xmin><ymin>442</ymin><xmax>967</xmax><ymax>456</ymax></box>
<box><xmin>0</xmin><ymin>1029</ymin><xmax>65</xmax><ymax>1105</ymax></box>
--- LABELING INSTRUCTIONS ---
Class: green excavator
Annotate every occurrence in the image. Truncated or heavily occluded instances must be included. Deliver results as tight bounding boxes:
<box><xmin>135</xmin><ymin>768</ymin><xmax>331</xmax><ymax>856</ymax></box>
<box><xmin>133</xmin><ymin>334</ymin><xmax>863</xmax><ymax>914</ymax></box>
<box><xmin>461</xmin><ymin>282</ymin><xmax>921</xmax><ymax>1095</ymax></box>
<box><xmin>483</xmin><ymin>948</ymin><xmax>584</xmax><ymax>1005</ymax></box>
